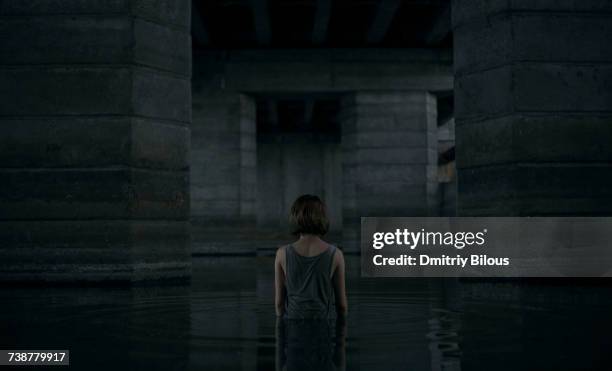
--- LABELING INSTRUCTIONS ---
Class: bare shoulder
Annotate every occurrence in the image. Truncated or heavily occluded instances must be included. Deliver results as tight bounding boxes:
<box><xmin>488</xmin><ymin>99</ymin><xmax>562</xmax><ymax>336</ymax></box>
<box><xmin>332</xmin><ymin>246</ymin><xmax>345</xmax><ymax>267</ymax></box>
<box><xmin>275</xmin><ymin>245</ymin><xmax>287</xmax><ymax>266</ymax></box>
<box><xmin>274</xmin><ymin>246</ymin><xmax>286</xmax><ymax>272</ymax></box>
<box><xmin>334</xmin><ymin>246</ymin><xmax>345</xmax><ymax>260</ymax></box>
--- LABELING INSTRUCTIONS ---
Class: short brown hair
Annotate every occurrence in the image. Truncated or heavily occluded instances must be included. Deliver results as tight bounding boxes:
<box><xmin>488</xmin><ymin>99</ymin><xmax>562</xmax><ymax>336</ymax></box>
<box><xmin>289</xmin><ymin>194</ymin><xmax>329</xmax><ymax>236</ymax></box>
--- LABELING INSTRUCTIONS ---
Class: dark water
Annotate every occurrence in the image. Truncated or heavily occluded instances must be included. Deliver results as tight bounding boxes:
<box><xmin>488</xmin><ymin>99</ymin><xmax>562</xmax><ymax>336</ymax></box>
<box><xmin>2</xmin><ymin>256</ymin><xmax>612</xmax><ymax>370</ymax></box>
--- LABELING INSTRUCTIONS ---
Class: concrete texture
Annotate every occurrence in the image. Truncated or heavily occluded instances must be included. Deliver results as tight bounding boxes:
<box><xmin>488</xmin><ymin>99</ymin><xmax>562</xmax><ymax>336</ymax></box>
<box><xmin>340</xmin><ymin>91</ymin><xmax>438</xmax><ymax>251</ymax></box>
<box><xmin>438</xmin><ymin>117</ymin><xmax>457</xmax><ymax>216</ymax></box>
<box><xmin>0</xmin><ymin>0</ymin><xmax>192</xmax><ymax>282</ymax></box>
<box><xmin>191</xmin><ymin>89</ymin><xmax>256</xmax><ymax>225</ymax></box>
<box><xmin>453</xmin><ymin>0</ymin><xmax>612</xmax><ymax>216</ymax></box>
<box><xmin>189</xmin><ymin>50</ymin><xmax>452</xmax><ymax>254</ymax></box>
<box><xmin>190</xmin><ymin>59</ymin><xmax>257</xmax><ymax>254</ymax></box>
<box><xmin>257</xmin><ymin>133</ymin><xmax>343</xmax><ymax>232</ymax></box>
<box><xmin>195</xmin><ymin>49</ymin><xmax>453</xmax><ymax>93</ymax></box>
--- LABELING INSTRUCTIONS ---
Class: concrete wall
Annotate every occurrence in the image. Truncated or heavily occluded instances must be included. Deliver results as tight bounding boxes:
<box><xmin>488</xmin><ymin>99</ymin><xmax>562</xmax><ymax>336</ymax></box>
<box><xmin>341</xmin><ymin>91</ymin><xmax>438</xmax><ymax>250</ymax></box>
<box><xmin>453</xmin><ymin>0</ymin><xmax>612</xmax><ymax>216</ymax></box>
<box><xmin>191</xmin><ymin>88</ymin><xmax>256</xmax><ymax>225</ymax></box>
<box><xmin>0</xmin><ymin>0</ymin><xmax>192</xmax><ymax>282</ymax></box>
<box><xmin>257</xmin><ymin>134</ymin><xmax>342</xmax><ymax>232</ymax></box>
<box><xmin>190</xmin><ymin>50</ymin><xmax>451</xmax><ymax>253</ymax></box>
<box><xmin>438</xmin><ymin>117</ymin><xmax>457</xmax><ymax>216</ymax></box>
<box><xmin>199</xmin><ymin>49</ymin><xmax>453</xmax><ymax>93</ymax></box>
<box><xmin>191</xmin><ymin>50</ymin><xmax>450</xmax><ymax>225</ymax></box>
<box><xmin>191</xmin><ymin>53</ymin><xmax>257</xmax><ymax>226</ymax></box>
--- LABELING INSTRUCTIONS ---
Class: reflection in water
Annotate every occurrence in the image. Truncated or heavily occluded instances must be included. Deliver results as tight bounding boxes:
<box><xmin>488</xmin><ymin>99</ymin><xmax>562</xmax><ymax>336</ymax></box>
<box><xmin>276</xmin><ymin>317</ymin><xmax>346</xmax><ymax>371</ymax></box>
<box><xmin>427</xmin><ymin>309</ymin><xmax>461</xmax><ymax>371</ymax></box>
<box><xmin>1</xmin><ymin>256</ymin><xmax>611</xmax><ymax>370</ymax></box>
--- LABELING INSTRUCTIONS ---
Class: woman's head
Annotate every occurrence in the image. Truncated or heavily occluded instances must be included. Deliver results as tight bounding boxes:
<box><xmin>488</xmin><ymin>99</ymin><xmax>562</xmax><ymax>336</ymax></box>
<box><xmin>289</xmin><ymin>194</ymin><xmax>329</xmax><ymax>236</ymax></box>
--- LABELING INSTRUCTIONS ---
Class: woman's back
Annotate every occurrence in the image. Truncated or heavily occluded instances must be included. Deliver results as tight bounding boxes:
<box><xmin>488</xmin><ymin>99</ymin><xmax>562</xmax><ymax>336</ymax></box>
<box><xmin>284</xmin><ymin>244</ymin><xmax>337</xmax><ymax>319</ymax></box>
<box><xmin>274</xmin><ymin>194</ymin><xmax>347</xmax><ymax>320</ymax></box>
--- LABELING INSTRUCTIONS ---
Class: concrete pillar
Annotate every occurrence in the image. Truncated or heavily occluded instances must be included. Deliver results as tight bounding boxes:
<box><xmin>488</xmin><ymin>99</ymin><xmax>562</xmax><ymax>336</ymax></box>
<box><xmin>340</xmin><ymin>92</ymin><xmax>438</xmax><ymax>251</ymax></box>
<box><xmin>190</xmin><ymin>53</ymin><xmax>257</xmax><ymax>253</ymax></box>
<box><xmin>191</xmin><ymin>89</ymin><xmax>256</xmax><ymax>226</ymax></box>
<box><xmin>257</xmin><ymin>134</ymin><xmax>343</xmax><ymax>232</ymax></box>
<box><xmin>453</xmin><ymin>0</ymin><xmax>612</xmax><ymax>215</ymax></box>
<box><xmin>0</xmin><ymin>1</ymin><xmax>192</xmax><ymax>282</ymax></box>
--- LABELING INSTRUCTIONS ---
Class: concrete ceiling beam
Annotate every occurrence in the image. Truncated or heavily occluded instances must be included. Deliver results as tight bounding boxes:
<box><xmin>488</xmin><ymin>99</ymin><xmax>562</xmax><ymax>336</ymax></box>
<box><xmin>250</xmin><ymin>0</ymin><xmax>272</xmax><ymax>45</ymax></box>
<box><xmin>366</xmin><ymin>0</ymin><xmax>401</xmax><ymax>44</ymax></box>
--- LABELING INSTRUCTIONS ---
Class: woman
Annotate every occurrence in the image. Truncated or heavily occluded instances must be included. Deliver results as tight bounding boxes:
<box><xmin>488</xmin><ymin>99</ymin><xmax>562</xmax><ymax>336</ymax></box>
<box><xmin>274</xmin><ymin>194</ymin><xmax>348</xmax><ymax>319</ymax></box>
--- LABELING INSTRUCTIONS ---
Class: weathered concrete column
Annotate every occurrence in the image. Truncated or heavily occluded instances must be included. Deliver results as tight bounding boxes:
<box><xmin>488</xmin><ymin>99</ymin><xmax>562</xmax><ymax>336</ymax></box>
<box><xmin>340</xmin><ymin>92</ymin><xmax>438</xmax><ymax>251</ymax></box>
<box><xmin>453</xmin><ymin>0</ymin><xmax>612</xmax><ymax>215</ymax></box>
<box><xmin>257</xmin><ymin>133</ymin><xmax>343</xmax><ymax>231</ymax></box>
<box><xmin>0</xmin><ymin>1</ymin><xmax>192</xmax><ymax>282</ymax></box>
<box><xmin>191</xmin><ymin>53</ymin><xmax>257</xmax><ymax>253</ymax></box>
<box><xmin>191</xmin><ymin>90</ymin><xmax>256</xmax><ymax>226</ymax></box>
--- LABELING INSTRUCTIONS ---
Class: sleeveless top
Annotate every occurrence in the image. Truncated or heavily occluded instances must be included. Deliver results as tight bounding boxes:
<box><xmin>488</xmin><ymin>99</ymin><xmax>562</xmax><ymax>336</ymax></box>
<box><xmin>284</xmin><ymin>244</ymin><xmax>338</xmax><ymax>319</ymax></box>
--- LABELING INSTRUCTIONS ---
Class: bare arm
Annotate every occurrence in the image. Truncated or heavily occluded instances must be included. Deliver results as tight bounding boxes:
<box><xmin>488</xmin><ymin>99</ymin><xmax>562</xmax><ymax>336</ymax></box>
<box><xmin>332</xmin><ymin>249</ymin><xmax>348</xmax><ymax>317</ymax></box>
<box><xmin>274</xmin><ymin>247</ymin><xmax>287</xmax><ymax>317</ymax></box>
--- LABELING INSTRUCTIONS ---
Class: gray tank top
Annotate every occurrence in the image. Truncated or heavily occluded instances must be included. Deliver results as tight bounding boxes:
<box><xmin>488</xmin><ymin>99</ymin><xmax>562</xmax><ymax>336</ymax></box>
<box><xmin>284</xmin><ymin>244</ymin><xmax>337</xmax><ymax>319</ymax></box>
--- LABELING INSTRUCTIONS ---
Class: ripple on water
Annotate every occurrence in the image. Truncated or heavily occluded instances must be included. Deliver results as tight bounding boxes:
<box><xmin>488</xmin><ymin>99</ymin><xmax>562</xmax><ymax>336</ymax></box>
<box><xmin>1</xmin><ymin>257</ymin><xmax>612</xmax><ymax>370</ymax></box>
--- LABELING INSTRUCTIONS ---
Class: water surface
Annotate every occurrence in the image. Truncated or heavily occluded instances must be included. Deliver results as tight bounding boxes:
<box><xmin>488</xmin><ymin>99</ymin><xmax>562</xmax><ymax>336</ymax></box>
<box><xmin>1</xmin><ymin>256</ymin><xmax>611</xmax><ymax>370</ymax></box>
